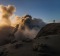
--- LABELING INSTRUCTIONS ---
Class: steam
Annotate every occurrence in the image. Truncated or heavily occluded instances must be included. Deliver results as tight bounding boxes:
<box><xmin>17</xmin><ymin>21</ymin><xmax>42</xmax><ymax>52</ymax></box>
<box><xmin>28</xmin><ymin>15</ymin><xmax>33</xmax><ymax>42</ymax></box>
<box><xmin>14</xmin><ymin>15</ymin><xmax>46</xmax><ymax>39</ymax></box>
<box><xmin>0</xmin><ymin>5</ymin><xmax>15</xmax><ymax>26</ymax></box>
<box><xmin>0</xmin><ymin>5</ymin><xmax>46</xmax><ymax>45</ymax></box>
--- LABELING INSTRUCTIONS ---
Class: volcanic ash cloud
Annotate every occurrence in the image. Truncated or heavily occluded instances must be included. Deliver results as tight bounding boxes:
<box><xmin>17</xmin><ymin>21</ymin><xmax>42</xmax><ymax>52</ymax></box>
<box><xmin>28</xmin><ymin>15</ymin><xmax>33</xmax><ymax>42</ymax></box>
<box><xmin>0</xmin><ymin>5</ymin><xmax>16</xmax><ymax>26</ymax></box>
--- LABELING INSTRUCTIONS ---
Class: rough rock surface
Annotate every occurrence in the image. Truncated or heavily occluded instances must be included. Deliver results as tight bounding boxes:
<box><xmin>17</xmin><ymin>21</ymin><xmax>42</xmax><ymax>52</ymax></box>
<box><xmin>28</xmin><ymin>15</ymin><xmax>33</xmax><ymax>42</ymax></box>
<box><xmin>0</xmin><ymin>23</ymin><xmax>60</xmax><ymax>56</ymax></box>
<box><xmin>33</xmin><ymin>23</ymin><xmax>60</xmax><ymax>56</ymax></box>
<box><xmin>35</xmin><ymin>23</ymin><xmax>60</xmax><ymax>38</ymax></box>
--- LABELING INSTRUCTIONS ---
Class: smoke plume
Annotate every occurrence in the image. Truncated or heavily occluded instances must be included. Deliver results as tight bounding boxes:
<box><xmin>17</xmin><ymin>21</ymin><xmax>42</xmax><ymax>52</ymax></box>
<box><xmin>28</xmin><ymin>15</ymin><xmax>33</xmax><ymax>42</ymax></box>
<box><xmin>13</xmin><ymin>14</ymin><xmax>46</xmax><ymax>40</ymax></box>
<box><xmin>0</xmin><ymin>5</ymin><xmax>15</xmax><ymax>26</ymax></box>
<box><xmin>0</xmin><ymin>5</ymin><xmax>46</xmax><ymax>45</ymax></box>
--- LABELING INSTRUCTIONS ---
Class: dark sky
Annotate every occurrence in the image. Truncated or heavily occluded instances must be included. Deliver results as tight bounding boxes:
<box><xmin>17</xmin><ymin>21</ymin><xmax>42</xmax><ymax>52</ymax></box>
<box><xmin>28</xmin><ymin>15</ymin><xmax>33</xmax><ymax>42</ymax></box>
<box><xmin>0</xmin><ymin>0</ymin><xmax>60</xmax><ymax>23</ymax></box>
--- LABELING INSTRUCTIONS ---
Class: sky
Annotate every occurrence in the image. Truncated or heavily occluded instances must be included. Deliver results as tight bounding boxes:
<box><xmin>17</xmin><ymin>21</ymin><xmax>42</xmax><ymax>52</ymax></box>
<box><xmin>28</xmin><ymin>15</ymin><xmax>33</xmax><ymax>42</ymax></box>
<box><xmin>0</xmin><ymin>0</ymin><xmax>60</xmax><ymax>23</ymax></box>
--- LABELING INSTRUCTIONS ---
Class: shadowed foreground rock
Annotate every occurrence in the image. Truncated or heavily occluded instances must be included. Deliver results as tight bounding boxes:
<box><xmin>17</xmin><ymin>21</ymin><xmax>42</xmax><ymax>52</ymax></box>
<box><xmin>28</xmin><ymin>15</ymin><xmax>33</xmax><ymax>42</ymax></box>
<box><xmin>33</xmin><ymin>23</ymin><xmax>60</xmax><ymax>56</ymax></box>
<box><xmin>0</xmin><ymin>23</ymin><xmax>60</xmax><ymax>56</ymax></box>
<box><xmin>35</xmin><ymin>23</ymin><xmax>60</xmax><ymax>38</ymax></box>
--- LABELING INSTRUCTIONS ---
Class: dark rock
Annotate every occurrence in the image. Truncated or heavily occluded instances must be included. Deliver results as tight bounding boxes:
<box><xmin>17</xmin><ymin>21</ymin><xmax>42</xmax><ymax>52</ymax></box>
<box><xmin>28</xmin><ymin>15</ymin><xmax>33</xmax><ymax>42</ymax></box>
<box><xmin>35</xmin><ymin>23</ymin><xmax>60</xmax><ymax>39</ymax></box>
<box><xmin>12</xmin><ymin>41</ymin><xmax>23</xmax><ymax>49</ymax></box>
<box><xmin>22</xmin><ymin>38</ymin><xmax>32</xmax><ymax>42</ymax></box>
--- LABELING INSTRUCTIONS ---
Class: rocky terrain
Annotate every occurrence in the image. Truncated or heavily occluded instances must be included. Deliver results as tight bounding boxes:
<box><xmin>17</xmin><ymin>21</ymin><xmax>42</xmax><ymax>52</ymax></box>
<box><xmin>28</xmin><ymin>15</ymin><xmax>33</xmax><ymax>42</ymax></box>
<box><xmin>33</xmin><ymin>23</ymin><xmax>60</xmax><ymax>56</ymax></box>
<box><xmin>0</xmin><ymin>23</ymin><xmax>60</xmax><ymax>56</ymax></box>
<box><xmin>35</xmin><ymin>23</ymin><xmax>60</xmax><ymax>38</ymax></box>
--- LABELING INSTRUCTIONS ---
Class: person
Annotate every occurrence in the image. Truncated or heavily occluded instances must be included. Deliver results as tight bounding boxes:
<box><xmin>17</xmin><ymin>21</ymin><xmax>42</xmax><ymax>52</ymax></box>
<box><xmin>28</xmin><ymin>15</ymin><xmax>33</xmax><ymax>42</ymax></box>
<box><xmin>53</xmin><ymin>20</ymin><xmax>55</xmax><ymax>23</ymax></box>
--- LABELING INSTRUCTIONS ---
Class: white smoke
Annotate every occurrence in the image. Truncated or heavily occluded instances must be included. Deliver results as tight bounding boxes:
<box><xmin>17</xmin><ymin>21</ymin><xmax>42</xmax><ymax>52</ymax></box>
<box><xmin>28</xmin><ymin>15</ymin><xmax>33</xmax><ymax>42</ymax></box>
<box><xmin>13</xmin><ymin>14</ymin><xmax>46</xmax><ymax>40</ymax></box>
<box><xmin>0</xmin><ymin>5</ymin><xmax>16</xmax><ymax>26</ymax></box>
<box><xmin>0</xmin><ymin>5</ymin><xmax>46</xmax><ymax>45</ymax></box>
